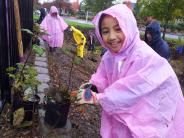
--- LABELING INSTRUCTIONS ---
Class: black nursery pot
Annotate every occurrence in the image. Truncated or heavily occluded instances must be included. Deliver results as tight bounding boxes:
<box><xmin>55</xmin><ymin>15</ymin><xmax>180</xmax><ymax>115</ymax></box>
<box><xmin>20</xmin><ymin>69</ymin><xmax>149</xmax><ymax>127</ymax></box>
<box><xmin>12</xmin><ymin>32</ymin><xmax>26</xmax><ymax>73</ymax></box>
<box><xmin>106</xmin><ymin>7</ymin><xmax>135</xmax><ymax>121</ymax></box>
<box><xmin>12</xmin><ymin>94</ymin><xmax>40</xmax><ymax>122</ymax></box>
<box><xmin>23</xmin><ymin>94</ymin><xmax>40</xmax><ymax>121</ymax></box>
<box><xmin>44</xmin><ymin>101</ymin><xmax>70</xmax><ymax>128</ymax></box>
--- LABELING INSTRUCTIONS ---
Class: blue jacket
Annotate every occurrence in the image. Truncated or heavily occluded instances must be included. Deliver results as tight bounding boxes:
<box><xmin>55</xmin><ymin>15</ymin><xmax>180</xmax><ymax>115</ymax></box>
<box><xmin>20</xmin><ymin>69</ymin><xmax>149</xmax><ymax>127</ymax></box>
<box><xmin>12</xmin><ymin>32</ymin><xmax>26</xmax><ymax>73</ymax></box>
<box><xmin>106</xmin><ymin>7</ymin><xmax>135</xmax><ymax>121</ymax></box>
<box><xmin>145</xmin><ymin>21</ymin><xmax>170</xmax><ymax>60</ymax></box>
<box><xmin>38</xmin><ymin>8</ymin><xmax>46</xmax><ymax>24</ymax></box>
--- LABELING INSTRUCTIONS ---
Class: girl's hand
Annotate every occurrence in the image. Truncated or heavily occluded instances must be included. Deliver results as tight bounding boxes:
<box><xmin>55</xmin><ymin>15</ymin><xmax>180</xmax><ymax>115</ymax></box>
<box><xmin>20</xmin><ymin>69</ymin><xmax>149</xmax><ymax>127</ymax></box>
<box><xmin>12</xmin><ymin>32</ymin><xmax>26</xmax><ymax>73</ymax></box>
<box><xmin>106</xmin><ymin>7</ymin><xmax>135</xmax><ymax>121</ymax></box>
<box><xmin>79</xmin><ymin>82</ymin><xmax>92</xmax><ymax>89</ymax></box>
<box><xmin>76</xmin><ymin>87</ymin><xmax>98</xmax><ymax>104</ymax></box>
<box><xmin>80</xmin><ymin>83</ymin><xmax>99</xmax><ymax>93</ymax></box>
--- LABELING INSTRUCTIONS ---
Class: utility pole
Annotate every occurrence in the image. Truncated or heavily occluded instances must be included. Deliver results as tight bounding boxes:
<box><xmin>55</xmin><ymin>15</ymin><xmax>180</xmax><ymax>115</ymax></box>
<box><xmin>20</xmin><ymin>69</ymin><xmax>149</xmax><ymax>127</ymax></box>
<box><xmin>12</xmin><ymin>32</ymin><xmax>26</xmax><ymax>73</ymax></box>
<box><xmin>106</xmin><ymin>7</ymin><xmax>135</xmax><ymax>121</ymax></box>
<box><xmin>85</xmin><ymin>11</ymin><xmax>89</xmax><ymax>22</ymax></box>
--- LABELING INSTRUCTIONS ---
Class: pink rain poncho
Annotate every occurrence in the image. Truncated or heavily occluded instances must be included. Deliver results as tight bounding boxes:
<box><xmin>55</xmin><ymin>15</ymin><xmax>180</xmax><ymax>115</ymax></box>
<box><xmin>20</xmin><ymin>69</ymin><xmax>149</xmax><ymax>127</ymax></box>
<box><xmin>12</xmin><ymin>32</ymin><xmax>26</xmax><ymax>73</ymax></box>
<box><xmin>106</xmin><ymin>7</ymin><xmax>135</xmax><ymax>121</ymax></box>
<box><xmin>90</xmin><ymin>4</ymin><xmax>184</xmax><ymax>138</ymax></box>
<box><xmin>40</xmin><ymin>6</ymin><xmax>68</xmax><ymax>47</ymax></box>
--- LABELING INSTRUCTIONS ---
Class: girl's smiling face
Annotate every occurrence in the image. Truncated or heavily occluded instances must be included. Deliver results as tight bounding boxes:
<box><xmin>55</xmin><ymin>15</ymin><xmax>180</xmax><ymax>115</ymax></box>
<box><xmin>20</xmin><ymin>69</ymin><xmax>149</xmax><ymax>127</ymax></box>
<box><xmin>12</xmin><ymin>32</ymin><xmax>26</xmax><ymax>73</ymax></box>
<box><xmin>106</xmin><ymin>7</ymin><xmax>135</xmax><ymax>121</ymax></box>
<box><xmin>100</xmin><ymin>15</ymin><xmax>125</xmax><ymax>53</ymax></box>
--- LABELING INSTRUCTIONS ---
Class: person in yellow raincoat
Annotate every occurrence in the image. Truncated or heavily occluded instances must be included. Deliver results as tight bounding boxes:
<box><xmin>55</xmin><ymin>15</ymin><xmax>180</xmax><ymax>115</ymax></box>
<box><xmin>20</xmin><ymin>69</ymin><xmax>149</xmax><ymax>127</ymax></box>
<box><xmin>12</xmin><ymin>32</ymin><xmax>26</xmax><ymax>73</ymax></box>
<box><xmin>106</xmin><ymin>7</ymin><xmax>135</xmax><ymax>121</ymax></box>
<box><xmin>70</xmin><ymin>26</ymin><xmax>86</xmax><ymax>58</ymax></box>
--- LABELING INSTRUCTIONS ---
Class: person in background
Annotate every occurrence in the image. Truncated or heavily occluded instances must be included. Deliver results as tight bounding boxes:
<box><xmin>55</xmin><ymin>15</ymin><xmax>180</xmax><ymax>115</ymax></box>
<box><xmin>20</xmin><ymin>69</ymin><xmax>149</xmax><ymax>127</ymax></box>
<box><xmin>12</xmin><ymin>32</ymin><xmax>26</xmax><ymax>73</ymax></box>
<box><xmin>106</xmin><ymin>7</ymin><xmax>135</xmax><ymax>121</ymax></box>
<box><xmin>38</xmin><ymin>7</ymin><xmax>46</xmax><ymax>24</ymax></box>
<box><xmin>40</xmin><ymin>6</ymin><xmax>68</xmax><ymax>53</ymax></box>
<box><xmin>87</xmin><ymin>30</ymin><xmax>97</xmax><ymax>62</ymax></box>
<box><xmin>144</xmin><ymin>16</ymin><xmax>157</xmax><ymax>45</ymax></box>
<box><xmin>70</xmin><ymin>26</ymin><xmax>86</xmax><ymax>58</ymax></box>
<box><xmin>76</xmin><ymin>4</ymin><xmax>184</xmax><ymax>138</ymax></box>
<box><xmin>145</xmin><ymin>16</ymin><xmax>170</xmax><ymax>60</ymax></box>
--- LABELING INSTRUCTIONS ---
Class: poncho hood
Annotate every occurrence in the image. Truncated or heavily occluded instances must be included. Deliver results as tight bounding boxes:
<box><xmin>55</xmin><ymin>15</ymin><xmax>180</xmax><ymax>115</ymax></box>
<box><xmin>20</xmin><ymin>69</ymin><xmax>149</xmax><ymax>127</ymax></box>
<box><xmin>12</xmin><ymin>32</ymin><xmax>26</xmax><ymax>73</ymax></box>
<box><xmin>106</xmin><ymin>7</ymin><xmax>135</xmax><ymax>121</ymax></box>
<box><xmin>49</xmin><ymin>6</ymin><xmax>59</xmax><ymax>15</ymax></box>
<box><xmin>146</xmin><ymin>21</ymin><xmax>162</xmax><ymax>44</ymax></box>
<box><xmin>92</xmin><ymin>4</ymin><xmax>140</xmax><ymax>56</ymax></box>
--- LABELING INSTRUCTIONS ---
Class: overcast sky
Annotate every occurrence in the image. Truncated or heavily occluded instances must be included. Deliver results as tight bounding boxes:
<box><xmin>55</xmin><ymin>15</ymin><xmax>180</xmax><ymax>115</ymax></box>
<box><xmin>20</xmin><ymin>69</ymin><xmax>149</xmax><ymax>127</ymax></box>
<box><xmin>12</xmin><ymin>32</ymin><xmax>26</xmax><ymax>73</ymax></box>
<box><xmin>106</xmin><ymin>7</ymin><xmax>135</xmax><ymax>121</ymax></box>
<box><xmin>115</xmin><ymin>0</ymin><xmax>137</xmax><ymax>3</ymax></box>
<box><xmin>38</xmin><ymin>0</ymin><xmax>137</xmax><ymax>4</ymax></box>
<box><xmin>38</xmin><ymin>0</ymin><xmax>82</xmax><ymax>4</ymax></box>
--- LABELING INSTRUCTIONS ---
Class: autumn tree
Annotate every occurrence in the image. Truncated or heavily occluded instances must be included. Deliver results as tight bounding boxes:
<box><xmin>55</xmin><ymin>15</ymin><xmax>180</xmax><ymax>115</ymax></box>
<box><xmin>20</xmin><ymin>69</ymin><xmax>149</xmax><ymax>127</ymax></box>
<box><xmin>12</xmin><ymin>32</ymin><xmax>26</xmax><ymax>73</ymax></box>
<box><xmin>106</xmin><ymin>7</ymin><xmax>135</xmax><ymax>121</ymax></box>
<box><xmin>33</xmin><ymin>0</ymin><xmax>41</xmax><ymax>10</ymax></box>
<box><xmin>55</xmin><ymin>0</ymin><xmax>63</xmax><ymax>14</ymax></box>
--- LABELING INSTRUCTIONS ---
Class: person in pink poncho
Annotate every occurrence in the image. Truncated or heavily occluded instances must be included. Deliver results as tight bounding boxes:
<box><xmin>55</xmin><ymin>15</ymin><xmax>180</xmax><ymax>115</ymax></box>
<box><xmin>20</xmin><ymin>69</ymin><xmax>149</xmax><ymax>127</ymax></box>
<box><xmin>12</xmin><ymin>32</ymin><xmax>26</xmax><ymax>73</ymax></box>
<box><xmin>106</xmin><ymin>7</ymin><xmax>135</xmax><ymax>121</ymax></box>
<box><xmin>40</xmin><ymin>6</ymin><xmax>68</xmax><ymax>53</ymax></box>
<box><xmin>76</xmin><ymin>4</ymin><xmax>184</xmax><ymax>138</ymax></box>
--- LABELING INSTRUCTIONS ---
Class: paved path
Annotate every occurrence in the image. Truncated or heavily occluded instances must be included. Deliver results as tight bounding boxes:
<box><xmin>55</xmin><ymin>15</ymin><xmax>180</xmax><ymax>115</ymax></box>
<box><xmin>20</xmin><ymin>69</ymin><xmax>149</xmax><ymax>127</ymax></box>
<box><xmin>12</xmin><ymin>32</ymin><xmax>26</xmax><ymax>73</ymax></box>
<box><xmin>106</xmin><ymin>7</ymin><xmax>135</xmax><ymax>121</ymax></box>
<box><xmin>34</xmin><ymin>39</ymin><xmax>71</xmax><ymax>138</ymax></box>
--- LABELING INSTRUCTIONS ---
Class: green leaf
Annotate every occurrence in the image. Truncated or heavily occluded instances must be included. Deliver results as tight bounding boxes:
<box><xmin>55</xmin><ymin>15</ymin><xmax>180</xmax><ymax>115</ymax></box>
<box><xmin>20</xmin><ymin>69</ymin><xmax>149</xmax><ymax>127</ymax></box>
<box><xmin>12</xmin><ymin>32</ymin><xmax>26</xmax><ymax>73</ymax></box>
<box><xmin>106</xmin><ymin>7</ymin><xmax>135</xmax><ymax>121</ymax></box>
<box><xmin>13</xmin><ymin>108</ymin><xmax>25</xmax><ymax>126</ymax></box>
<box><xmin>7</xmin><ymin>73</ymin><xmax>16</xmax><ymax>79</ymax></box>
<box><xmin>21</xmin><ymin>28</ymin><xmax>34</xmax><ymax>36</ymax></box>
<box><xmin>6</xmin><ymin>67</ymin><xmax>16</xmax><ymax>72</ymax></box>
<box><xmin>32</xmin><ymin>44</ymin><xmax>45</xmax><ymax>56</ymax></box>
<box><xmin>16</xmin><ymin>63</ymin><xmax>24</xmax><ymax>69</ymax></box>
<box><xmin>17</xmin><ymin>121</ymin><xmax>32</xmax><ymax>128</ymax></box>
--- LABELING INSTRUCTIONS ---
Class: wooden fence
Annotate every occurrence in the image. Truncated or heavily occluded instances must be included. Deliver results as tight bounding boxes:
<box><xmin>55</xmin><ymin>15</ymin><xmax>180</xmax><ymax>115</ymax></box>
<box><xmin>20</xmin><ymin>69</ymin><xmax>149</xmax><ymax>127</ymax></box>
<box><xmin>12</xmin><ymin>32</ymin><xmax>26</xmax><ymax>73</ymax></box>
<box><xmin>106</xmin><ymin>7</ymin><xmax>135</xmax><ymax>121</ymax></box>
<box><xmin>0</xmin><ymin>0</ymin><xmax>33</xmax><ymax>103</ymax></box>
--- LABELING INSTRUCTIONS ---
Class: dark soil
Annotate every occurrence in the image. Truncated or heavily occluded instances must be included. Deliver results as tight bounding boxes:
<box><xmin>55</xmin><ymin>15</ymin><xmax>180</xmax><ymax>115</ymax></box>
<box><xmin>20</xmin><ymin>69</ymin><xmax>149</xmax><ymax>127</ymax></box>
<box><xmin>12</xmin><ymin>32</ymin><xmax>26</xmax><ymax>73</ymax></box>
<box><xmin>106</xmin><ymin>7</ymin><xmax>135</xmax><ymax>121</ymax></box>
<box><xmin>170</xmin><ymin>55</ymin><xmax>184</xmax><ymax>92</ymax></box>
<box><xmin>47</xmin><ymin>32</ymin><xmax>102</xmax><ymax>138</ymax></box>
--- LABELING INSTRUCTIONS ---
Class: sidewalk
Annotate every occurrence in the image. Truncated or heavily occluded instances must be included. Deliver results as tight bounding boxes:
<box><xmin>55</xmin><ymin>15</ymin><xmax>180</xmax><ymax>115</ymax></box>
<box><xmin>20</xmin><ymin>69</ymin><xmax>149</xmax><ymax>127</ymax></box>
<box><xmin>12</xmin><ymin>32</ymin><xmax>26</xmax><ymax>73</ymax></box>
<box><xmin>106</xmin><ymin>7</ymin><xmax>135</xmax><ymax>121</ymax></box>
<box><xmin>34</xmin><ymin>39</ymin><xmax>72</xmax><ymax>138</ymax></box>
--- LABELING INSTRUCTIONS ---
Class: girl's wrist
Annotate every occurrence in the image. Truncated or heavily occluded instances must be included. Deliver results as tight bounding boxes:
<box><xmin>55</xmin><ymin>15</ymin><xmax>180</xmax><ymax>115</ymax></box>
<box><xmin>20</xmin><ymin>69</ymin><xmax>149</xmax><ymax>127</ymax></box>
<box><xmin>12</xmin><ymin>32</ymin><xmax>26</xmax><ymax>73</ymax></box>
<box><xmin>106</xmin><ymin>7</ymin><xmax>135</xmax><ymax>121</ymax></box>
<box><xmin>93</xmin><ymin>93</ymin><xmax>99</xmax><ymax>105</ymax></box>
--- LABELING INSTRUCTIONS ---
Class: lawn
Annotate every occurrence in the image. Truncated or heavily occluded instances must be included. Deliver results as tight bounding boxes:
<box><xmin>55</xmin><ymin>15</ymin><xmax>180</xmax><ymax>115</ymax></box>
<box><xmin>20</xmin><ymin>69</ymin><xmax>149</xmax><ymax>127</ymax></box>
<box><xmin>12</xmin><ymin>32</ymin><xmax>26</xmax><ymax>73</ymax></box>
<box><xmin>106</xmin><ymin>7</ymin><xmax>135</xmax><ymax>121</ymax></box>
<box><xmin>33</xmin><ymin>14</ymin><xmax>39</xmax><ymax>21</ymax></box>
<box><xmin>64</xmin><ymin>19</ymin><xmax>95</xmax><ymax>29</ymax></box>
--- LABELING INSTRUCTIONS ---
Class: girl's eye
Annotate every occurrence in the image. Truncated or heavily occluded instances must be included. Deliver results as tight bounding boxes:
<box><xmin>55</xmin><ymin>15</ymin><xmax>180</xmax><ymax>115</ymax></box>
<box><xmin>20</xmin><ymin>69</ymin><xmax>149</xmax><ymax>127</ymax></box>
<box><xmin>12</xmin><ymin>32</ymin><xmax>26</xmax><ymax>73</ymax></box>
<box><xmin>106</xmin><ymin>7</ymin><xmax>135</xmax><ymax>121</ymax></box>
<box><xmin>101</xmin><ymin>30</ymin><xmax>109</xmax><ymax>35</ymax></box>
<box><xmin>115</xmin><ymin>27</ymin><xmax>122</xmax><ymax>32</ymax></box>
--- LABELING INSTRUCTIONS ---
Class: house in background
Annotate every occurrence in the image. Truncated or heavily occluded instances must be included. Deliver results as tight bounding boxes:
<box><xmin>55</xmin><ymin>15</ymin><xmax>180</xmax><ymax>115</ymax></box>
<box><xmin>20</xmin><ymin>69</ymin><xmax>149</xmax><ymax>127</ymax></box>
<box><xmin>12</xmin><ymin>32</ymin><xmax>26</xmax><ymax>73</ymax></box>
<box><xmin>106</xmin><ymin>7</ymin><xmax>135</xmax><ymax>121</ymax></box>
<box><xmin>70</xmin><ymin>0</ymin><xmax>80</xmax><ymax>13</ymax></box>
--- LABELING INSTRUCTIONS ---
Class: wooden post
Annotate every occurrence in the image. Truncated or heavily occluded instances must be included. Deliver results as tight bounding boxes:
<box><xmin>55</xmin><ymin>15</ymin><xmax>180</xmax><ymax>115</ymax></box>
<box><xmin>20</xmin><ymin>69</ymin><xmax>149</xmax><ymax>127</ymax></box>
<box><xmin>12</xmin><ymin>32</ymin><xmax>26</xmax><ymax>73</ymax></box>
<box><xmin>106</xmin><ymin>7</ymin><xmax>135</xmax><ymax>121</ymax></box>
<box><xmin>14</xmin><ymin>0</ymin><xmax>23</xmax><ymax>60</ymax></box>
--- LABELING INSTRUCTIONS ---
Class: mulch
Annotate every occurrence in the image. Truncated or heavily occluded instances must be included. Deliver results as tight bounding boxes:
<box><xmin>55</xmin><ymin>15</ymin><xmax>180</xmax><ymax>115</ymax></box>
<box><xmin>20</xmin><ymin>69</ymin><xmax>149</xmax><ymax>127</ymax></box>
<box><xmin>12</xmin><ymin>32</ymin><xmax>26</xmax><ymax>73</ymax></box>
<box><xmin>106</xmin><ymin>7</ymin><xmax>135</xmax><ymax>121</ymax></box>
<box><xmin>47</xmin><ymin>33</ymin><xmax>102</xmax><ymax>138</ymax></box>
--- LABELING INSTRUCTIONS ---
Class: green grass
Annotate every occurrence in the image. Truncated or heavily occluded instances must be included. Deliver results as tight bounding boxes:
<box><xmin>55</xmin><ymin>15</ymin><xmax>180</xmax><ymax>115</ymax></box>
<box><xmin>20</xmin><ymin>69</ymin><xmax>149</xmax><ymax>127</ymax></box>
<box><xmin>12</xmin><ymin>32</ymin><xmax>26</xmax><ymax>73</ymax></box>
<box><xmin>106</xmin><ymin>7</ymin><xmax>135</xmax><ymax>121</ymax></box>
<box><xmin>165</xmin><ymin>37</ymin><xmax>184</xmax><ymax>45</ymax></box>
<box><xmin>34</xmin><ymin>15</ymin><xmax>184</xmax><ymax>45</ymax></box>
<box><xmin>140</xmin><ymin>32</ymin><xmax>184</xmax><ymax>45</ymax></box>
<box><xmin>64</xmin><ymin>19</ymin><xmax>95</xmax><ymax>29</ymax></box>
<box><xmin>33</xmin><ymin>14</ymin><xmax>39</xmax><ymax>21</ymax></box>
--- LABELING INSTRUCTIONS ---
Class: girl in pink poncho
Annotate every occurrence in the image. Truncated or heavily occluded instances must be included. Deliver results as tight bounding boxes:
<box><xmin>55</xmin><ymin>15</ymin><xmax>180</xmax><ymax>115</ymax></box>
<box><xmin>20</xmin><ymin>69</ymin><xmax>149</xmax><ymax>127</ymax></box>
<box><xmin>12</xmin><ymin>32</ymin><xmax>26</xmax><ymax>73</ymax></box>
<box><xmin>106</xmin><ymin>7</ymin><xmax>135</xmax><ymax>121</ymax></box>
<box><xmin>77</xmin><ymin>4</ymin><xmax>184</xmax><ymax>138</ymax></box>
<box><xmin>40</xmin><ymin>6</ymin><xmax>68</xmax><ymax>52</ymax></box>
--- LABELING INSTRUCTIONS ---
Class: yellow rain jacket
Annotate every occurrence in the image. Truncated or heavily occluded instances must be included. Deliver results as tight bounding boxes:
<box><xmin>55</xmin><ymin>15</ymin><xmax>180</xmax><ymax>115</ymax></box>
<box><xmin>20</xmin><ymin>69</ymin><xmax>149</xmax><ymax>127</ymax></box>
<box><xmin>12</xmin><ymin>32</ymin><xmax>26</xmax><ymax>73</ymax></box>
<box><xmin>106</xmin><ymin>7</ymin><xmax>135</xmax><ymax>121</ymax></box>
<box><xmin>71</xmin><ymin>26</ymin><xmax>86</xmax><ymax>58</ymax></box>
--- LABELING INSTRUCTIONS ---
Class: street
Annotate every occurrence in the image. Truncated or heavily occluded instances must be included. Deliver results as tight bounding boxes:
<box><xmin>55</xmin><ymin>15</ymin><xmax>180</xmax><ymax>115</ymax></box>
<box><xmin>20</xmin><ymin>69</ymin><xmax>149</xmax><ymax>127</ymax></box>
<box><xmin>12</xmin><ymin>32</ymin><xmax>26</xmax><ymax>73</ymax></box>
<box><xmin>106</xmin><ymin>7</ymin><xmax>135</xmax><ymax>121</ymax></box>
<box><xmin>65</xmin><ymin>17</ymin><xmax>181</xmax><ymax>40</ymax></box>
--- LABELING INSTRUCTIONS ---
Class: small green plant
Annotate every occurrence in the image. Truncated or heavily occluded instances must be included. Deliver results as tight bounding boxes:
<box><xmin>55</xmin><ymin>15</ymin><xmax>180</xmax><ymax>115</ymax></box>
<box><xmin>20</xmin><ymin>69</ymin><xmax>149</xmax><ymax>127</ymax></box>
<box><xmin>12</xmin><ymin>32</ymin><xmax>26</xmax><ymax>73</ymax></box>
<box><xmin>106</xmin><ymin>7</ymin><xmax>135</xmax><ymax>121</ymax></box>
<box><xmin>46</xmin><ymin>44</ymin><xmax>80</xmax><ymax>105</ymax></box>
<box><xmin>6</xmin><ymin>23</ymin><xmax>46</xmax><ymax>95</ymax></box>
<box><xmin>45</xmin><ymin>85</ymin><xmax>71</xmax><ymax>104</ymax></box>
<box><xmin>74</xmin><ymin>56</ymin><xmax>82</xmax><ymax>65</ymax></box>
<box><xmin>6</xmin><ymin>63</ymin><xmax>40</xmax><ymax>95</ymax></box>
<box><xmin>176</xmin><ymin>35</ymin><xmax>184</xmax><ymax>46</ymax></box>
<box><xmin>5</xmin><ymin>23</ymin><xmax>46</xmax><ymax>127</ymax></box>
